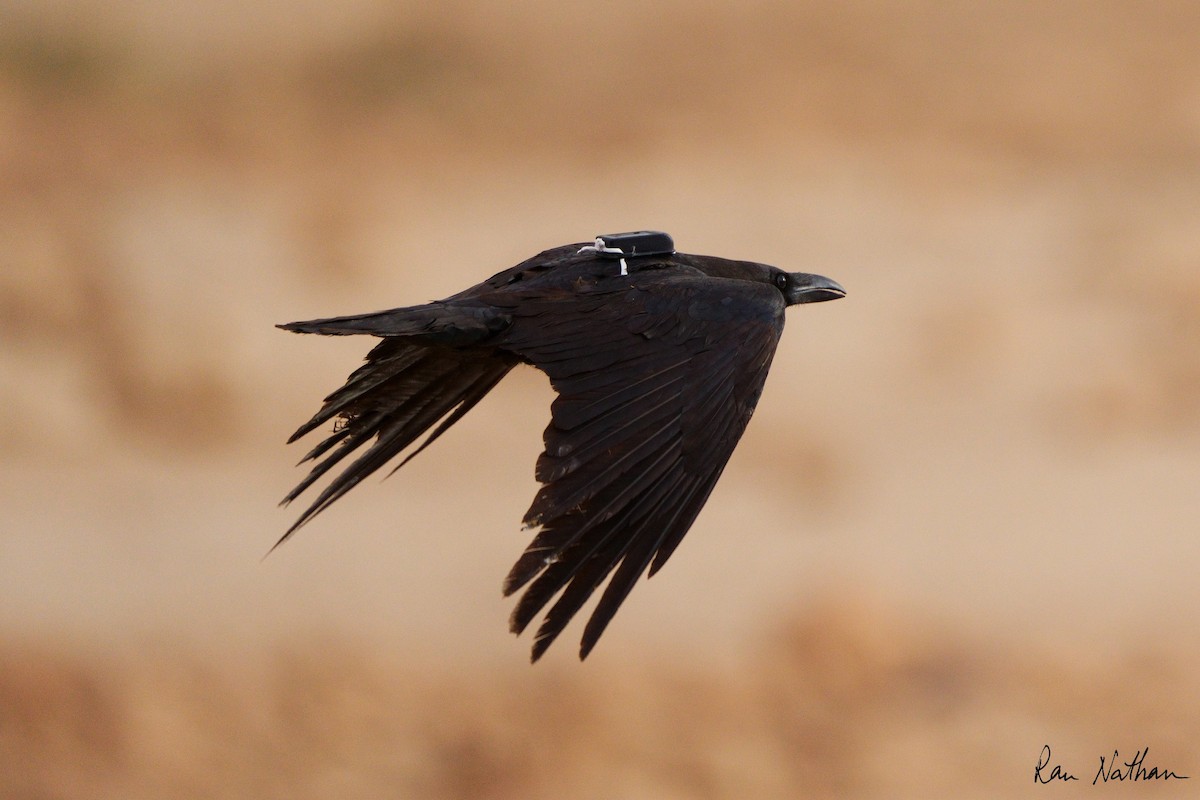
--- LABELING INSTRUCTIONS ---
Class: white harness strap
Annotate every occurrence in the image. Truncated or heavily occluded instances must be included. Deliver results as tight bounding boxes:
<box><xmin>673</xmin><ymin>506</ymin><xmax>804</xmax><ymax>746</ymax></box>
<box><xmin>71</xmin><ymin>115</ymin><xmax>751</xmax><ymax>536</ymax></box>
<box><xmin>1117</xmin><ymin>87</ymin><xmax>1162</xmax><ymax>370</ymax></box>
<box><xmin>577</xmin><ymin>237</ymin><xmax>629</xmax><ymax>276</ymax></box>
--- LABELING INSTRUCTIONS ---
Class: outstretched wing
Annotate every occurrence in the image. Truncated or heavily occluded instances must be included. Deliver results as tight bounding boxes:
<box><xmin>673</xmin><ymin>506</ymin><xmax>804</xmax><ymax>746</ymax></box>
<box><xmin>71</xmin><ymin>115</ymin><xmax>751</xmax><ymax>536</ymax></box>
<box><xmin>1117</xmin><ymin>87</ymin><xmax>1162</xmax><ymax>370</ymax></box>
<box><xmin>494</xmin><ymin>274</ymin><xmax>786</xmax><ymax>660</ymax></box>
<box><xmin>277</xmin><ymin>304</ymin><xmax>517</xmax><ymax>546</ymax></box>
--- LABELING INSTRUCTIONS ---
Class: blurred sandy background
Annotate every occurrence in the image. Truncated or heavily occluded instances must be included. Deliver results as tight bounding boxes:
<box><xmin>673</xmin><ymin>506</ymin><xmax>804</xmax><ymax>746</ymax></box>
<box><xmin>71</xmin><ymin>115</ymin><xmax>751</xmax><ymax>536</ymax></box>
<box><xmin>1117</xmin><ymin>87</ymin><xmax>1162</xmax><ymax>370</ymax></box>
<box><xmin>2</xmin><ymin>0</ymin><xmax>1200</xmax><ymax>796</ymax></box>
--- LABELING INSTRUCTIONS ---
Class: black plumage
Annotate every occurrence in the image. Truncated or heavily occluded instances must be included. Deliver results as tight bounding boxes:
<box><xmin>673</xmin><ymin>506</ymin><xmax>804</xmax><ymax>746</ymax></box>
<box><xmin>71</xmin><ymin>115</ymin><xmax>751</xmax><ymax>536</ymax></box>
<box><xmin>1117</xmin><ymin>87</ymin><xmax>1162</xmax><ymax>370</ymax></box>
<box><xmin>277</xmin><ymin>234</ymin><xmax>844</xmax><ymax>661</ymax></box>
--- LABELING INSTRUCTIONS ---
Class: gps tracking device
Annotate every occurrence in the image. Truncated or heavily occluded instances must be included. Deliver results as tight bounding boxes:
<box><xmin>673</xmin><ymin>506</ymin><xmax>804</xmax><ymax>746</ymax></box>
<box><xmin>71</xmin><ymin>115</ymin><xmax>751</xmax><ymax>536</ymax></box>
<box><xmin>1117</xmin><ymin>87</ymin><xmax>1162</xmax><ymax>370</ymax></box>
<box><xmin>592</xmin><ymin>231</ymin><xmax>675</xmax><ymax>259</ymax></box>
<box><xmin>578</xmin><ymin>231</ymin><xmax>675</xmax><ymax>275</ymax></box>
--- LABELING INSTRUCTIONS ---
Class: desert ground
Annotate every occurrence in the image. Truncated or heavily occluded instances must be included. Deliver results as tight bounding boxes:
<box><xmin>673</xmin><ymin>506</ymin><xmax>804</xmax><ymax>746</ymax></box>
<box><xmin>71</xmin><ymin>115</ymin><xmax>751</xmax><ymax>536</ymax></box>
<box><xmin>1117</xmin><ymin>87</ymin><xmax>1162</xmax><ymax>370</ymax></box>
<box><xmin>2</xmin><ymin>1</ymin><xmax>1199</xmax><ymax>797</ymax></box>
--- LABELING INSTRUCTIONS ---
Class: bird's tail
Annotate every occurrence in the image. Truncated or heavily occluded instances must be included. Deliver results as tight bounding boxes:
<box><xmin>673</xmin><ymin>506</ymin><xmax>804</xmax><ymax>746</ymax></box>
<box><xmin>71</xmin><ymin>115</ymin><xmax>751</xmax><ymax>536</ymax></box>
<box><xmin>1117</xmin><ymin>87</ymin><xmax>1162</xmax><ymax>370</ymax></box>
<box><xmin>275</xmin><ymin>313</ymin><xmax>517</xmax><ymax>548</ymax></box>
<box><xmin>278</xmin><ymin>301</ymin><xmax>508</xmax><ymax>343</ymax></box>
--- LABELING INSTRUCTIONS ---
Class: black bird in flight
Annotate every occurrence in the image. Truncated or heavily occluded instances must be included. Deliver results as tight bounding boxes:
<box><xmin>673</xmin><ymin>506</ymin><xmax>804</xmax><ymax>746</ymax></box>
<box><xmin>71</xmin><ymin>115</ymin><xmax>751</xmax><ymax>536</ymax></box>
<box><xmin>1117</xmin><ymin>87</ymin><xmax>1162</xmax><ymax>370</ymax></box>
<box><xmin>278</xmin><ymin>232</ymin><xmax>844</xmax><ymax>661</ymax></box>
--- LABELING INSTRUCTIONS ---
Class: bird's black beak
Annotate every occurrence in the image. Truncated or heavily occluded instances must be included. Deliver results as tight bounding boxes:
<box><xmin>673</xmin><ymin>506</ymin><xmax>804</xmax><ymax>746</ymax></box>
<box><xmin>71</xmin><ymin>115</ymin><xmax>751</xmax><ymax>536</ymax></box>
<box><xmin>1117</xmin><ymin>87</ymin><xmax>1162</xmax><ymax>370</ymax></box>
<box><xmin>785</xmin><ymin>272</ymin><xmax>846</xmax><ymax>305</ymax></box>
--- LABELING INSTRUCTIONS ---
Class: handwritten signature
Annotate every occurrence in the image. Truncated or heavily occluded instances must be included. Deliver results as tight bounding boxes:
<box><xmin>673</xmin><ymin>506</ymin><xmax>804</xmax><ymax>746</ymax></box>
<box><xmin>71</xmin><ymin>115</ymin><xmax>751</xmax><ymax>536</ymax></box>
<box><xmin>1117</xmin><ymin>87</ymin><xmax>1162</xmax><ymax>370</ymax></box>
<box><xmin>1035</xmin><ymin>744</ymin><xmax>1189</xmax><ymax>785</ymax></box>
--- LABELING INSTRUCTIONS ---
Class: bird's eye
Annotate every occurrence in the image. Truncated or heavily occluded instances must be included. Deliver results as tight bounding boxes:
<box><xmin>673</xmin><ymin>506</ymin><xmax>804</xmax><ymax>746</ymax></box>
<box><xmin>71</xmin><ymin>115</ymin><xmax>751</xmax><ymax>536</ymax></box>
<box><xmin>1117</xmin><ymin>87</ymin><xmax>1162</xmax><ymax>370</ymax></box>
<box><xmin>773</xmin><ymin>273</ymin><xmax>789</xmax><ymax>290</ymax></box>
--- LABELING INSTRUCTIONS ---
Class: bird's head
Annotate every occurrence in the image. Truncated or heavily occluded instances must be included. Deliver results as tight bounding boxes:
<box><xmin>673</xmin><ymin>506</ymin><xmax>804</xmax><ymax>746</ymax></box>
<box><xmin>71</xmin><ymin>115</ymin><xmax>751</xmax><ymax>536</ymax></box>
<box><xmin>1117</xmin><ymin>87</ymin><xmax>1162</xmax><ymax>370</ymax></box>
<box><xmin>677</xmin><ymin>253</ymin><xmax>846</xmax><ymax>307</ymax></box>
<box><xmin>773</xmin><ymin>269</ymin><xmax>847</xmax><ymax>306</ymax></box>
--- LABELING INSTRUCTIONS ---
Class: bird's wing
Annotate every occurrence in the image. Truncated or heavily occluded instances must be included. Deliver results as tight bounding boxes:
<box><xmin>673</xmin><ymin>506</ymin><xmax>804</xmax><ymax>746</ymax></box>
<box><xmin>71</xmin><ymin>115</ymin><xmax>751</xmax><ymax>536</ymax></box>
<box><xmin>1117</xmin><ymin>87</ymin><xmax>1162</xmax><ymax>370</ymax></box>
<box><xmin>277</xmin><ymin>303</ymin><xmax>517</xmax><ymax>546</ymax></box>
<box><xmin>493</xmin><ymin>273</ymin><xmax>786</xmax><ymax>660</ymax></box>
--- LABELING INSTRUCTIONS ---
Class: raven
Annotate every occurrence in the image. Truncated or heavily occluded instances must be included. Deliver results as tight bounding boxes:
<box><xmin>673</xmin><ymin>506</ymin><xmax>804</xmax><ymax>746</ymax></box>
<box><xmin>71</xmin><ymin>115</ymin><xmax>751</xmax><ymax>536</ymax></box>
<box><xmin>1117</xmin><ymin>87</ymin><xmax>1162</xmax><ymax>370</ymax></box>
<box><xmin>278</xmin><ymin>232</ymin><xmax>845</xmax><ymax>661</ymax></box>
